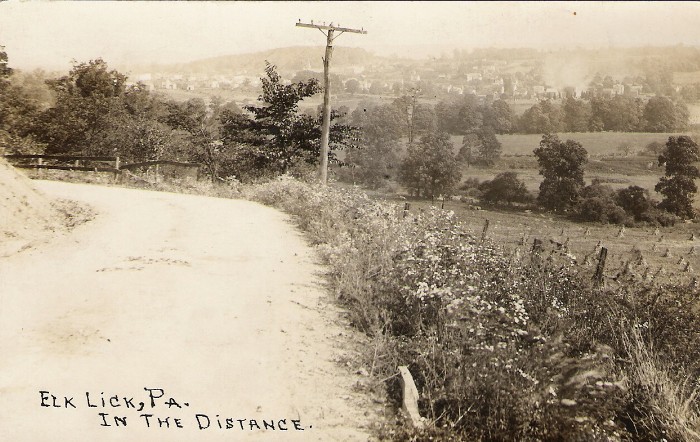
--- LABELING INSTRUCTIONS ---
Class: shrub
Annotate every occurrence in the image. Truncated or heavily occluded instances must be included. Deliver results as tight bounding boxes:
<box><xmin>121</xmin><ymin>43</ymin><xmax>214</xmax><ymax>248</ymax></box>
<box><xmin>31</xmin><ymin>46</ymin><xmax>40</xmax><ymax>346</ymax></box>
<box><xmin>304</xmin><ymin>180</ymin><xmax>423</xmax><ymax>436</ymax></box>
<box><xmin>478</xmin><ymin>171</ymin><xmax>533</xmax><ymax>205</ymax></box>
<box><xmin>616</xmin><ymin>185</ymin><xmax>652</xmax><ymax>221</ymax></box>
<box><xmin>458</xmin><ymin>177</ymin><xmax>480</xmax><ymax>191</ymax></box>
<box><xmin>577</xmin><ymin>196</ymin><xmax>630</xmax><ymax>224</ymax></box>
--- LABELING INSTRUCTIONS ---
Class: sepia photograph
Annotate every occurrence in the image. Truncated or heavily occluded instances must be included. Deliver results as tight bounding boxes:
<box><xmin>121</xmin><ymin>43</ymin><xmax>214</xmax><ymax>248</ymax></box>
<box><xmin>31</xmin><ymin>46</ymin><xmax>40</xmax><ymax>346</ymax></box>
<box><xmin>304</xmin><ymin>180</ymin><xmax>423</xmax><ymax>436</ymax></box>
<box><xmin>1</xmin><ymin>1</ymin><xmax>699</xmax><ymax>440</ymax></box>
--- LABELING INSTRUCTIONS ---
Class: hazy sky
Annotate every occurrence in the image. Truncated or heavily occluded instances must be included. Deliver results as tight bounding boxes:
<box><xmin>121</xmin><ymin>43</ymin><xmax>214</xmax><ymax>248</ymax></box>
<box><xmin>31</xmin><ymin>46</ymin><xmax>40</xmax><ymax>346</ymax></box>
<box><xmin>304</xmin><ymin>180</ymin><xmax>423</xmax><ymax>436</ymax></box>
<box><xmin>1</xmin><ymin>1</ymin><xmax>700</xmax><ymax>71</ymax></box>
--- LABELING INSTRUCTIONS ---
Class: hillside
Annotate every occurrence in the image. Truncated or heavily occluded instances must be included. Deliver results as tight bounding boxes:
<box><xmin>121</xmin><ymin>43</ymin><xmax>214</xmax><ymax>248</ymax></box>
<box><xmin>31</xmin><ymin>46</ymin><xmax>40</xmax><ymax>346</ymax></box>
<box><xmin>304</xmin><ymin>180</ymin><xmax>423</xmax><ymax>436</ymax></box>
<box><xmin>0</xmin><ymin>159</ymin><xmax>59</xmax><ymax>256</ymax></box>
<box><xmin>124</xmin><ymin>46</ymin><xmax>400</xmax><ymax>75</ymax></box>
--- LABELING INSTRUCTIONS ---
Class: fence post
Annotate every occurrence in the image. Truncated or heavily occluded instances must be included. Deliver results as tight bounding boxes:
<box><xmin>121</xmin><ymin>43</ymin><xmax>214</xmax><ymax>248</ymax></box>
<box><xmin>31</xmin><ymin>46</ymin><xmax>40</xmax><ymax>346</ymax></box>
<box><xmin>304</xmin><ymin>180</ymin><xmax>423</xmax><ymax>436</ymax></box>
<box><xmin>113</xmin><ymin>156</ymin><xmax>121</xmax><ymax>181</ymax></box>
<box><xmin>593</xmin><ymin>247</ymin><xmax>608</xmax><ymax>286</ymax></box>
<box><xmin>481</xmin><ymin>219</ymin><xmax>490</xmax><ymax>242</ymax></box>
<box><xmin>398</xmin><ymin>366</ymin><xmax>424</xmax><ymax>429</ymax></box>
<box><xmin>403</xmin><ymin>202</ymin><xmax>410</xmax><ymax>219</ymax></box>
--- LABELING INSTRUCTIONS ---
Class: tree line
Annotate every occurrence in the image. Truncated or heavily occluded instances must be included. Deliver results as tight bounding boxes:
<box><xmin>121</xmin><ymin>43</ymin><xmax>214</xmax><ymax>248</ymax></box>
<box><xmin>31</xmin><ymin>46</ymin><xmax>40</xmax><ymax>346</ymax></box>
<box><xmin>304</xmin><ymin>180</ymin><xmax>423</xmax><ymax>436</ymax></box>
<box><xmin>0</xmin><ymin>55</ymin><xmax>357</xmax><ymax>182</ymax></box>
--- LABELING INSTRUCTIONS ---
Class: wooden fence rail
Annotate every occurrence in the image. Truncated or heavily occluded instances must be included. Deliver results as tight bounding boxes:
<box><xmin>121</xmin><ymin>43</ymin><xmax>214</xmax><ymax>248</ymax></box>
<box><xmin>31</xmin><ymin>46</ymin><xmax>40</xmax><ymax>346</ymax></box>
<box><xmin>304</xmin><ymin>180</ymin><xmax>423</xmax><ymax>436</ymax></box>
<box><xmin>4</xmin><ymin>155</ymin><xmax>200</xmax><ymax>180</ymax></box>
<box><xmin>3</xmin><ymin>154</ymin><xmax>117</xmax><ymax>162</ymax></box>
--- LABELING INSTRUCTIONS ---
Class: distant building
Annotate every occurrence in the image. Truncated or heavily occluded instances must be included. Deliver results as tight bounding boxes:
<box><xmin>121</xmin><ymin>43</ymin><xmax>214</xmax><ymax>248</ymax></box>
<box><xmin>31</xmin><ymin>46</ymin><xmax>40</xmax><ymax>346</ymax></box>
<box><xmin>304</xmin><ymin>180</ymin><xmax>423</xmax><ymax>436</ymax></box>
<box><xmin>544</xmin><ymin>87</ymin><xmax>560</xmax><ymax>99</ymax></box>
<box><xmin>626</xmin><ymin>84</ymin><xmax>643</xmax><ymax>97</ymax></box>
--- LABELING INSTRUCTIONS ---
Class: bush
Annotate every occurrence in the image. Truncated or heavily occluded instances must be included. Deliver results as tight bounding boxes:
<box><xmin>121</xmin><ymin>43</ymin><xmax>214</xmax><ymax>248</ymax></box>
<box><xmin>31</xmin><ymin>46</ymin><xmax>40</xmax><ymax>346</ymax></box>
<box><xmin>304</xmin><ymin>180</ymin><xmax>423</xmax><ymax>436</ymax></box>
<box><xmin>458</xmin><ymin>177</ymin><xmax>480</xmax><ymax>191</ymax></box>
<box><xmin>576</xmin><ymin>196</ymin><xmax>630</xmax><ymax>224</ymax></box>
<box><xmin>616</xmin><ymin>185</ymin><xmax>652</xmax><ymax>221</ymax></box>
<box><xmin>478</xmin><ymin>171</ymin><xmax>533</xmax><ymax>205</ymax></box>
<box><xmin>637</xmin><ymin>207</ymin><xmax>680</xmax><ymax>227</ymax></box>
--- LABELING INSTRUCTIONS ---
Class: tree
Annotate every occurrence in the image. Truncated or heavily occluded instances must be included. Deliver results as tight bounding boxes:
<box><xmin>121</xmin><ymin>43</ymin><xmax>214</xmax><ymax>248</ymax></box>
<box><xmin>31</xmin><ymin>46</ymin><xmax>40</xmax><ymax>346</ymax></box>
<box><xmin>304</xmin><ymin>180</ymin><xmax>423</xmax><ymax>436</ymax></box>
<box><xmin>435</xmin><ymin>95</ymin><xmax>483</xmax><ymax>135</ymax></box>
<box><xmin>475</xmin><ymin>126</ymin><xmax>502</xmax><ymax>166</ymax></box>
<box><xmin>534</xmin><ymin>134</ymin><xmax>588</xmax><ymax>211</ymax></box>
<box><xmin>343</xmin><ymin>103</ymin><xmax>403</xmax><ymax>188</ymax></box>
<box><xmin>518</xmin><ymin>100</ymin><xmax>562</xmax><ymax>134</ymax></box>
<box><xmin>0</xmin><ymin>46</ymin><xmax>12</xmax><ymax>78</ymax></box>
<box><xmin>644</xmin><ymin>96</ymin><xmax>678</xmax><ymax>132</ymax></box>
<box><xmin>161</xmin><ymin>97</ymin><xmax>225</xmax><ymax>178</ymax></box>
<box><xmin>482</xmin><ymin>99</ymin><xmax>515</xmax><ymax>134</ymax></box>
<box><xmin>457</xmin><ymin>133</ymin><xmax>479</xmax><ymax>167</ymax></box>
<box><xmin>616</xmin><ymin>185</ymin><xmax>652</xmax><ymax>221</ymax></box>
<box><xmin>345</xmin><ymin>79</ymin><xmax>361</xmax><ymax>95</ymax></box>
<box><xmin>0</xmin><ymin>47</ymin><xmax>44</xmax><ymax>153</ymax></box>
<box><xmin>655</xmin><ymin>135</ymin><xmax>700</xmax><ymax>219</ymax></box>
<box><xmin>351</xmin><ymin>102</ymin><xmax>403</xmax><ymax>144</ymax></box>
<box><xmin>222</xmin><ymin>62</ymin><xmax>357</xmax><ymax>178</ymax></box>
<box><xmin>562</xmin><ymin>97</ymin><xmax>592</xmax><ymax>132</ymax></box>
<box><xmin>478</xmin><ymin>172</ymin><xmax>532</xmax><ymax>205</ymax></box>
<box><xmin>392</xmin><ymin>91</ymin><xmax>437</xmax><ymax>144</ymax></box>
<box><xmin>34</xmin><ymin>59</ymin><xmax>127</xmax><ymax>155</ymax></box>
<box><xmin>399</xmin><ymin>132</ymin><xmax>461</xmax><ymax>199</ymax></box>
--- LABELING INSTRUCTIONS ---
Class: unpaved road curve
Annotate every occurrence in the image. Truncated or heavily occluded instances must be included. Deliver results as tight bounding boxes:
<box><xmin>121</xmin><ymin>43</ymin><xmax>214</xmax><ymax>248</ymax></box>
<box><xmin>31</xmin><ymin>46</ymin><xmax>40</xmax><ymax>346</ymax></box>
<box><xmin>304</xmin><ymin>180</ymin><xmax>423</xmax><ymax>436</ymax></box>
<box><xmin>0</xmin><ymin>181</ymin><xmax>379</xmax><ymax>441</ymax></box>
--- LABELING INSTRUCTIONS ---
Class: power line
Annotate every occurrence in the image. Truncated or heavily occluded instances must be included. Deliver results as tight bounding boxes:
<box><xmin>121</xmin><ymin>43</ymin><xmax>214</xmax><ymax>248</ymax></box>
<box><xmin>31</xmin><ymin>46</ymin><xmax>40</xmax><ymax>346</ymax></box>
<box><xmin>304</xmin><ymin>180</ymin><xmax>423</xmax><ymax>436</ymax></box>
<box><xmin>296</xmin><ymin>20</ymin><xmax>367</xmax><ymax>185</ymax></box>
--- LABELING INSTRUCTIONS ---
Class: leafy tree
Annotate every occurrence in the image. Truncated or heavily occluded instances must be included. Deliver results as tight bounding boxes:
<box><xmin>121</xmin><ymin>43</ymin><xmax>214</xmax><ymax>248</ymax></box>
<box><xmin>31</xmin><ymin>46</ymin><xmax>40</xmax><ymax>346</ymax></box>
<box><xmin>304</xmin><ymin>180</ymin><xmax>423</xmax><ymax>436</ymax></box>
<box><xmin>644</xmin><ymin>96</ymin><xmax>679</xmax><ymax>132</ymax></box>
<box><xmin>534</xmin><ymin>134</ymin><xmax>588</xmax><ymax>211</ymax></box>
<box><xmin>482</xmin><ymin>99</ymin><xmax>515</xmax><ymax>134</ymax></box>
<box><xmin>34</xmin><ymin>59</ymin><xmax>127</xmax><ymax>155</ymax></box>
<box><xmin>642</xmin><ymin>141</ymin><xmax>665</xmax><ymax>156</ymax></box>
<box><xmin>0</xmin><ymin>46</ymin><xmax>12</xmax><ymax>78</ymax></box>
<box><xmin>475</xmin><ymin>126</ymin><xmax>502</xmax><ymax>166</ymax></box>
<box><xmin>562</xmin><ymin>97</ymin><xmax>592</xmax><ymax>132</ymax></box>
<box><xmin>222</xmin><ymin>62</ymin><xmax>357</xmax><ymax>178</ymax></box>
<box><xmin>616</xmin><ymin>185</ymin><xmax>652</xmax><ymax>221</ymax></box>
<box><xmin>435</xmin><ymin>95</ymin><xmax>483</xmax><ymax>135</ymax></box>
<box><xmin>343</xmin><ymin>103</ymin><xmax>403</xmax><ymax>188</ymax></box>
<box><xmin>518</xmin><ymin>100</ymin><xmax>562</xmax><ymax>134</ymax></box>
<box><xmin>399</xmin><ymin>132</ymin><xmax>461</xmax><ymax>199</ymax></box>
<box><xmin>161</xmin><ymin>97</ymin><xmax>226</xmax><ymax>177</ymax></box>
<box><xmin>351</xmin><ymin>102</ymin><xmax>404</xmax><ymax>145</ymax></box>
<box><xmin>478</xmin><ymin>172</ymin><xmax>532</xmax><ymax>205</ymax></box>
<box><xmin>392</xmin><ymin>92</ymin><xmax>436</xmax><ymax>144</ymax></box>
<box><xmin>655</xmin><ymin>135</ymin><xmax>700</xmax><ymax>219</ymax></box>
<box><xmin>0</xmin><ymin>47</ymin><xmax>44</xmax><ymax>153</ymax></box>
<box><xmin>457</xmin><ymin>133</ymin><xmax>479</xmax><ymax>167</ymax></box>
<box><xmin>345</xmin><ymin>79</ymin><xmax>361</xmax><ymax>95</ymax></box>
<box><xmin>343</xmin><ymin>139</ymin><xmax>400</xmax><ymax>189</ymax></box>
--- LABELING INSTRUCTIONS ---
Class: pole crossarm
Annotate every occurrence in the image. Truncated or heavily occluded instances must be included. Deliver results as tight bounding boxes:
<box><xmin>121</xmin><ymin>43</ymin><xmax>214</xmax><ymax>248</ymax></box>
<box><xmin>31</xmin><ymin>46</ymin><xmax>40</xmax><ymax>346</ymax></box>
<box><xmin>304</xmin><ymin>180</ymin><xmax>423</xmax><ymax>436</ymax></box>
<box><xmin>296</xmin><ymin>22</ymin><xmax>367</xmax><ymax>35</ymax></box>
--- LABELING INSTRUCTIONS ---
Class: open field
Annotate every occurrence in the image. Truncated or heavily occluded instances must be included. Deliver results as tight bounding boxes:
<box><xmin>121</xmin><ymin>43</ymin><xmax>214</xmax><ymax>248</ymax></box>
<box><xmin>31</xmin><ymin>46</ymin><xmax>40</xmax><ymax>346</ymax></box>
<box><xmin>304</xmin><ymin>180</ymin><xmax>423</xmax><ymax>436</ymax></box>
<box><xmin>492</xmin><ymin>132</ymin><xmax>688</xmax><ymax>156</ymax></box>
<box><xmin>398</xmin><ymin>197</ymin><xmax>700</xmax><ymax>287</ymax></box>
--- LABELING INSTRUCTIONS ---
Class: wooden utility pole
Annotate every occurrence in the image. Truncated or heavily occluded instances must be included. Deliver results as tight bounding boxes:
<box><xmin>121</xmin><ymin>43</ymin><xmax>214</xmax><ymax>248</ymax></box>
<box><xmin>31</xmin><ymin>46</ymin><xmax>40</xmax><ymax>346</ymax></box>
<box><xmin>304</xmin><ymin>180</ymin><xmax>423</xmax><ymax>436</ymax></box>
<box><xmin>296</xmin><ymin>20</ymin><xmax>367</xmax><ymax>185</ymax></box>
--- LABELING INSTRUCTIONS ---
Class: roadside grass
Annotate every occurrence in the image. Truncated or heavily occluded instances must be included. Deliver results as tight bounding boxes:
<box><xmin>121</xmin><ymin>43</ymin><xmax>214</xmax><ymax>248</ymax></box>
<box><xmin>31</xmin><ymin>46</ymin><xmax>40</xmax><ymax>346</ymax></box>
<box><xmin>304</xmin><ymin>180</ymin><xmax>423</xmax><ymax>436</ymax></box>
<box><xmin>243</xmin><ymin>176</ymin><xmax>700</xmax><ymax>441</ymax></box>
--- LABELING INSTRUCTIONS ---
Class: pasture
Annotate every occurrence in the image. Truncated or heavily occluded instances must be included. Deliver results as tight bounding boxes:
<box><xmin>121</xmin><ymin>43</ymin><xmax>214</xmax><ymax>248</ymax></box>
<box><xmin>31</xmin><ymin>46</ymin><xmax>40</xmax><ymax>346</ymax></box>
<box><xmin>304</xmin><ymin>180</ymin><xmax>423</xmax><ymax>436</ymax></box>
<box><xmin>494</xmin><ymin>132</ymin><xmax>687</xmax><ymax>156</ymax></box>
<box><xmin>400</xmin><ymin>198</ymin><xmax>700</xmax><ymax>287</ymax></box>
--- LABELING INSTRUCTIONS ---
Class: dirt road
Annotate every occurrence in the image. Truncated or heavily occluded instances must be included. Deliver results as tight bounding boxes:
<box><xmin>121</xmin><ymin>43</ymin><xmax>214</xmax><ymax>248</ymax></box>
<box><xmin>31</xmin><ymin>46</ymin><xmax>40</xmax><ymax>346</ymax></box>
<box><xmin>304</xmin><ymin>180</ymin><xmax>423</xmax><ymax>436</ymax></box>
<box><xmin>0</xmin><ymin>181</ymin><xmax>380</xmax><ymax>441</ymax></box>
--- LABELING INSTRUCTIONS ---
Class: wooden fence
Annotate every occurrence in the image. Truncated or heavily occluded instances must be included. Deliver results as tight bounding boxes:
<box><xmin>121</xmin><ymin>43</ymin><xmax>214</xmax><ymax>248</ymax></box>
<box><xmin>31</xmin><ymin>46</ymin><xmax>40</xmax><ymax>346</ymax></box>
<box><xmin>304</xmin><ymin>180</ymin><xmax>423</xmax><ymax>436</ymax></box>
<box><xmin>3</xmin><ymin>154</ymin><xmax>201</xmax><ymax>181</ymax></box>
<box><xmin>3</xmin><ymin>154</ymin><xmax>120</xmax><ymax>172</ymax></box>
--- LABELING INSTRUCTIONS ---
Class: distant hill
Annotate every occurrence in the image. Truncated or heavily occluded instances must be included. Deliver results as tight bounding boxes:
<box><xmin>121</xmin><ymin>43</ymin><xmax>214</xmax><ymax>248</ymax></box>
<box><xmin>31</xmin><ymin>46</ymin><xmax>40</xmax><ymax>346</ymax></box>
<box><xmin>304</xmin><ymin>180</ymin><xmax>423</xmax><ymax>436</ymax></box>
<box><xmin>123</xmin><ymin>46</ymin><xmax>402</xmax><ymax>76</ymax></box>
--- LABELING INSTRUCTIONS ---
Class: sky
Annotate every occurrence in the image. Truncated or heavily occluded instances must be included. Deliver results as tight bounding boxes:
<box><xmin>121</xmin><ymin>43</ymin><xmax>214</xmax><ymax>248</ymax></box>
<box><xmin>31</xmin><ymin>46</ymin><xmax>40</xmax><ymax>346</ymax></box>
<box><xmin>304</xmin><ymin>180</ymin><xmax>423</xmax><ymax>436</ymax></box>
<box><xmin>1</xmin><ymin>1</ymin><xmax>700</xmax><ymax>71</ymax></box>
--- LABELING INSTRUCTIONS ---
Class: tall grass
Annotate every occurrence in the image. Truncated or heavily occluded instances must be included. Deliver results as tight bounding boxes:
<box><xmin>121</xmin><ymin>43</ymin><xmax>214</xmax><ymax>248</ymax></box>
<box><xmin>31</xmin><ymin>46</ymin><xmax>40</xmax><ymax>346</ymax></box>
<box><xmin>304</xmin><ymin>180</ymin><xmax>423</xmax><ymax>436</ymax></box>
<box><xmin>245</xmin><ymin>175</ymin><xmax>700</xmax><ymax>441</ymax></box>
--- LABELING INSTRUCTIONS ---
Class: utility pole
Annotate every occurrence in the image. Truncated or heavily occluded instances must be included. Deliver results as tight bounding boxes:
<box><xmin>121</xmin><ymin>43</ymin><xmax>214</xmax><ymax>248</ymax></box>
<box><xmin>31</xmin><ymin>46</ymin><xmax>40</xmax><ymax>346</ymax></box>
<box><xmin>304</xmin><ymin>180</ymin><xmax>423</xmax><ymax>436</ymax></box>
<box><xmin>296</xmin><ymin>20</ymin><xmax>366</xmax><ymax>185</ymax></box>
